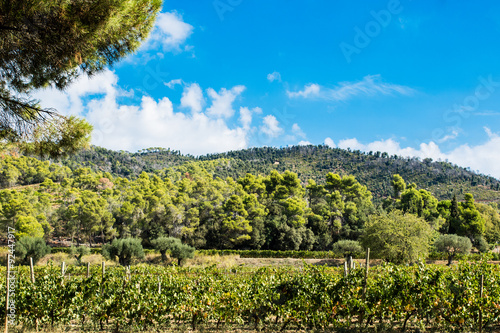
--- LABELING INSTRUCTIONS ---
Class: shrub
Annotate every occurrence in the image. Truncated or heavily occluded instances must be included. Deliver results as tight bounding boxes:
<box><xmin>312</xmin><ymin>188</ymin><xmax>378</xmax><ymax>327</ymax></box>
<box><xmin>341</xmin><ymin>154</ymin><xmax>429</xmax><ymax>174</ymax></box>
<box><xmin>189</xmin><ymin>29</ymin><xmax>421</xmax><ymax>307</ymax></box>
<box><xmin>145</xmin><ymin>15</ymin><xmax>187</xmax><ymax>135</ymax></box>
<box><xmin>102</xmin><ymin>238</ymin><xmax>144</xmax><ymax>266</ymax></box>
<box><xmin>16</xmin><ymin>237</ymin><xmax>51</xmax><ymax>265</ymax></box>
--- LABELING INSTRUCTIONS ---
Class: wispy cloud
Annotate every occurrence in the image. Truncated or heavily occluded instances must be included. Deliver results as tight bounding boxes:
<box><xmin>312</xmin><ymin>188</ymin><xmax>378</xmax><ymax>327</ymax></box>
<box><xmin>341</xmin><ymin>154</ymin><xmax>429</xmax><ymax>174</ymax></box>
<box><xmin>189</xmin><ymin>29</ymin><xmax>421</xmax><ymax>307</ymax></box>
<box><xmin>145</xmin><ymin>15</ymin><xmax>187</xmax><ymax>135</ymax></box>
<box><xmin>475</xmin><ymin>110</ymin><xmax>500</xmax><ymax>116</ymax></box>
<box><xmin>287</xmin><ymin>75</ymin><xmax>415</xmax><ymax>102</ymax></box>
<box><xmin>437</xmin><ymin>129</ymin><xmax>460</xmax><ymax>143</ymax></box>
<box><xmin>292</xmin><ymin>123</ymin><xmax>306</xmax><ymax>139</ymax></box>
<box><xmin>165</xmin><ymin>79</ymin><xmax>183</xmax><ymax>89</ymax></box>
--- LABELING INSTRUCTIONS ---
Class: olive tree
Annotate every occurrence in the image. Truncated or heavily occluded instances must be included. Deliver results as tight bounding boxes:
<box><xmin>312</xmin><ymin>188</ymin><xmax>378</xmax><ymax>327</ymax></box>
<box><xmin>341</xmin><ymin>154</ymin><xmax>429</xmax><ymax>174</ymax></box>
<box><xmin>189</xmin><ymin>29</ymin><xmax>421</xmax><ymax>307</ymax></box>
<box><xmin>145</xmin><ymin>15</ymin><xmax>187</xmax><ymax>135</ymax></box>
<box><xmin>151</xmin><ymin>236</ymin><xmax>195</xmax><ymax>266</ymax></box>
<box><xmin>102</xmin><ymin>238</ymin><xmax>144</xmax><ymax>266</ymax></box>
<box><xmin>332</xmin><ymin>240</ymin><xmax>363</xmax><ymax>259</ymax></box>
<box><xmin>434</xmin><ymin>234</ymin><xmax>472</xmax><ymax>265</ymax></box>
<box><xmin>69</xmin><ymin>245</ymin><xmax>90</xmax><ymax>265</ymax></box>
<box><xmin>151</xmin><ymin>236</ymin><xmax>177</xmax><ymax>262</ymax></box>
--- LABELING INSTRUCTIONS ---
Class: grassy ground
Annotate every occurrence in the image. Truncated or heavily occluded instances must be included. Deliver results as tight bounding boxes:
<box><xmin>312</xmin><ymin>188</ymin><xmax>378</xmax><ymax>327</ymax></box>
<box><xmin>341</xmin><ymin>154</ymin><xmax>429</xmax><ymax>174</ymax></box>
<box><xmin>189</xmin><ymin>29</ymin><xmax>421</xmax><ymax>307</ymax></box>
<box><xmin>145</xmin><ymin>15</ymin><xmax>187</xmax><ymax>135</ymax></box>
<box><xmin>33</xmin><ymin>253</ymin><xmax>489</xmax><ymax>269</ymax></box>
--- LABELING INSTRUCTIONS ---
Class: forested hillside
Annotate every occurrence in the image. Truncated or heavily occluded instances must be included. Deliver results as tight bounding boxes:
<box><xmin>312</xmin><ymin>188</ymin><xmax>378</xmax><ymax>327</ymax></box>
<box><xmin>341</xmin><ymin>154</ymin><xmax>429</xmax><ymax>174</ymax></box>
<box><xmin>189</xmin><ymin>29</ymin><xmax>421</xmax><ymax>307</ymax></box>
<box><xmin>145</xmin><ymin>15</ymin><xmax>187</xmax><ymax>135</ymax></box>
<box><xmin>1</xmin><ymin>145</ymin><xmax>499</xmax><ymax>253</ymax></box>
<box><xmin>63</xmin><ymin>145</ymin><xmax>500</xmax><ymax>202</ymax></box>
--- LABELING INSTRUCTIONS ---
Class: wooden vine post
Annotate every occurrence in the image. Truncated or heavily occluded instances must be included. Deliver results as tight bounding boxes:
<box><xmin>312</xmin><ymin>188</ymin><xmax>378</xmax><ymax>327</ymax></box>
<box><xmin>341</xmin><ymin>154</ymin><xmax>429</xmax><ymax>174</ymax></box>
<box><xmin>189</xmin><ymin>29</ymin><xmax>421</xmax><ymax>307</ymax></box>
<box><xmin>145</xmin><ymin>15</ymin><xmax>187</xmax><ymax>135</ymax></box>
<box><xmin>30</xmin><ymin>257</ymin><xmax>35</xmax><ymax>283</ymax></box>
<box><xmin>29</xmin><ymin>257</ymin><xmax>38</xmax><ymax>331</ymax></box>
<box><xmin>362</xmin><ymin>248</ymin><xmax>370</xmax><ymax>299</ymax></box>
<box><xmin>479</xmin><ymin>274</ymin><xmax>484</xmax><ymax>333</ymax></box>
<box><xmin>360</xmin><ymin>248</ymin><xmax>370</xmax><ymax>326</ymax></box>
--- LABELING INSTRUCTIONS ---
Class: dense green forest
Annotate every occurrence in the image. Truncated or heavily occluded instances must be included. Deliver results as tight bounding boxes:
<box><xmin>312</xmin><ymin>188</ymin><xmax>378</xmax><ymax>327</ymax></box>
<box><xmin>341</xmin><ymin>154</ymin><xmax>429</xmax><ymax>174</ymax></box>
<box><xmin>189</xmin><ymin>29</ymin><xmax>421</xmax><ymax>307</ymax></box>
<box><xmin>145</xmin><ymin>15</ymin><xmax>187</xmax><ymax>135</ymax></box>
<box><xmin>1</xmin><ymin>145</ymin><xmax>499</xmax><ymax>252</ymax></box>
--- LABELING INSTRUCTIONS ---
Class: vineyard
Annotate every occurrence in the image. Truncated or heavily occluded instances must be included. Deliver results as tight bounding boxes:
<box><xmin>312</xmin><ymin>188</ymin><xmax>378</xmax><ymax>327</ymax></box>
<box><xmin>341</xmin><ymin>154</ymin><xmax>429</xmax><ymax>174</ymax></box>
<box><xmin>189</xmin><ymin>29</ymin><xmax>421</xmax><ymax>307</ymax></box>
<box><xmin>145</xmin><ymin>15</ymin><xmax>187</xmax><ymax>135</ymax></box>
<box><xmin>2</xmin><ymin>260</ymin><xmax>500</xmax><ymax>332</ymax></box>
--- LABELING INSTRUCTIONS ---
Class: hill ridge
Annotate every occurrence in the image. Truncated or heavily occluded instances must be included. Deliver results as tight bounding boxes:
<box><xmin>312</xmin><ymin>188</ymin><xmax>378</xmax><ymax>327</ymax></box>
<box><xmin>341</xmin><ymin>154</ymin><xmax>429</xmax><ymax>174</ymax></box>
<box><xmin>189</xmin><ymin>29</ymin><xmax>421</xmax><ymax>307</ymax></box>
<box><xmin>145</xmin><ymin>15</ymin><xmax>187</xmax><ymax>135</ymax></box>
<box><xmin>59</xmin><ymin>144</ymin><xmax>500</xmax><ymax>202</ymax></box>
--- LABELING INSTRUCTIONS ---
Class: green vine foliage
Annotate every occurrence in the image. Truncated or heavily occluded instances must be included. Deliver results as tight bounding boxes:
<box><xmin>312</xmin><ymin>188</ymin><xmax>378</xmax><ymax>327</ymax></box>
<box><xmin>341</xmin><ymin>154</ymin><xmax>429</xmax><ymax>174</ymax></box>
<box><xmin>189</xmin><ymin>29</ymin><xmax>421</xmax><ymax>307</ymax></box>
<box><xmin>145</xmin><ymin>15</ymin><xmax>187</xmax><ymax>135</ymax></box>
<box><xmin>3</xmin><ymin>260</ymin><xmax>500</xmax><ymax>331</ymax></box>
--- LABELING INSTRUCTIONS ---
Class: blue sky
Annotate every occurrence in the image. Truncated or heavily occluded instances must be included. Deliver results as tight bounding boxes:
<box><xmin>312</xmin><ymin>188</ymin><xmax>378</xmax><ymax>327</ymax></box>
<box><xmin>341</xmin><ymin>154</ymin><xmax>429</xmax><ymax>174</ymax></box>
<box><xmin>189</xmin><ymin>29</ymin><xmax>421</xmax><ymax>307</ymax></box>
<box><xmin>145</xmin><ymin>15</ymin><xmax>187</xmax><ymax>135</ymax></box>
<box><xmin>35</xmin><ymin>0</ymin><xmax>500</xmax><ymax>178</ymax></box>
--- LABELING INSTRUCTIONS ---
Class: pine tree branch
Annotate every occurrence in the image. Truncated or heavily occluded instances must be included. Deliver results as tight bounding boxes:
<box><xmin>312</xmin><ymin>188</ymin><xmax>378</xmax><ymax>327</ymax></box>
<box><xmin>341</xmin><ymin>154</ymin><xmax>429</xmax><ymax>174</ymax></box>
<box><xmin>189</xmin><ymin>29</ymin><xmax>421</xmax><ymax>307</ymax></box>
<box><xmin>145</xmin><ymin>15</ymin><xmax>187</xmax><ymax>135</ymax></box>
<box><xmin>0</xmin><ymin>25</ymin><xmax>21</xmax><ymax>32</ymax></box>
<box><xmin>0</xmin><ymin>94</ymin><xmax>53</xmax><ymax>121</ymax></box>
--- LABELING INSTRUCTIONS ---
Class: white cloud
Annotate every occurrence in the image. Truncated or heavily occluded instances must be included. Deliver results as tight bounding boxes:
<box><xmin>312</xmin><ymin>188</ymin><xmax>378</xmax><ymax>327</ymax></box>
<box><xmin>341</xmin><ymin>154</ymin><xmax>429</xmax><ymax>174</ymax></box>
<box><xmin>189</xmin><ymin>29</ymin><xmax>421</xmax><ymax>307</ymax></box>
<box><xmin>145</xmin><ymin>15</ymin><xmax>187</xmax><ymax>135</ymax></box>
<box><xmin>445</xmin><ymin>130</ymin><xmax>500</xmax><ymax>178</ymax></box>
<box><xmin>206</xmin><ymin>86</ymin><xmax>246</xmax><ymax>118</ymax></box>
<box><xmin>267</xmin><ymin>71</ymin><xmax>282</xmax><ymax>82</ymax></box>
<box><xmin>336</xmin><ymin>137</ymin><xmax>442</xmax><ymax>159</ymax></box>
<box><xmin>261</xmin><ymin>115</ymin><xmax>283</xmax><ymax>138</ymax></box>
<box><xmin>165</xmin><ymin>79</ymin><xmax>183</xmax><ymax>89</ymax></box>
<box><xmin>324</xmin><ymin>137</ymin><xmax>336</xmax><ymax>148</ymax></box>
<box><xmin>148</xmin><ymin>11</ymin><xmax>194</xmax><ymax>51</ymax></box>
<box><xmin>239</xmin><ymin>107</ymin><xmax>262</xmax><ymax>130</ymax></box>
<box><xmin>33</xmin><ymin>71</ymin><xmax>258</xmax><ymax>155</ymax></box>
<box><xmin>298</xmin><ymin>140</ymin><xmax>312</xmax><ymax>146</ymax></box>
<box><xmin>87</xmin><ymin>96</ymin><xmax>248</xmax><ymax>155</ymax></box>
<box><xmin>287</xmin><ymin>75</ymin><xmax>414</xmax><ymax>101</ymax></box>
<box><xmin>292</xmin><ymin>123</ymin><xmax>306</xmax><ymax>139</ymax></box>
<box><xmin>181</xmin><ymin>83</ymin><xmax>204</xmax><ymax>113</ymax></box>
<box><xmin>333</xmin><ymin>129</ymin><xmax>500</xmax><ymax>179</ymax></box>
<box><xmin>33</xmin><ymin>69</ymin><xmax>120</xmax><ymax>117</ymax></box>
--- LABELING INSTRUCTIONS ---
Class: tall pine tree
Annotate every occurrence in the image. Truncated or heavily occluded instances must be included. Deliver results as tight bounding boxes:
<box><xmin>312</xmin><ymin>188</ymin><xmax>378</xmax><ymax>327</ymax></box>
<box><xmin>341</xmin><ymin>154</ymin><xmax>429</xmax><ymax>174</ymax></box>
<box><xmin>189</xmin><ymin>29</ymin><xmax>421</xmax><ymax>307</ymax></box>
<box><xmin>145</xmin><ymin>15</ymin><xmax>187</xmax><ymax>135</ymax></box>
<box><xmin>0</xmin><ymin>0</ymin><xmax>161</xmax><ymax>144</ymax></box>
